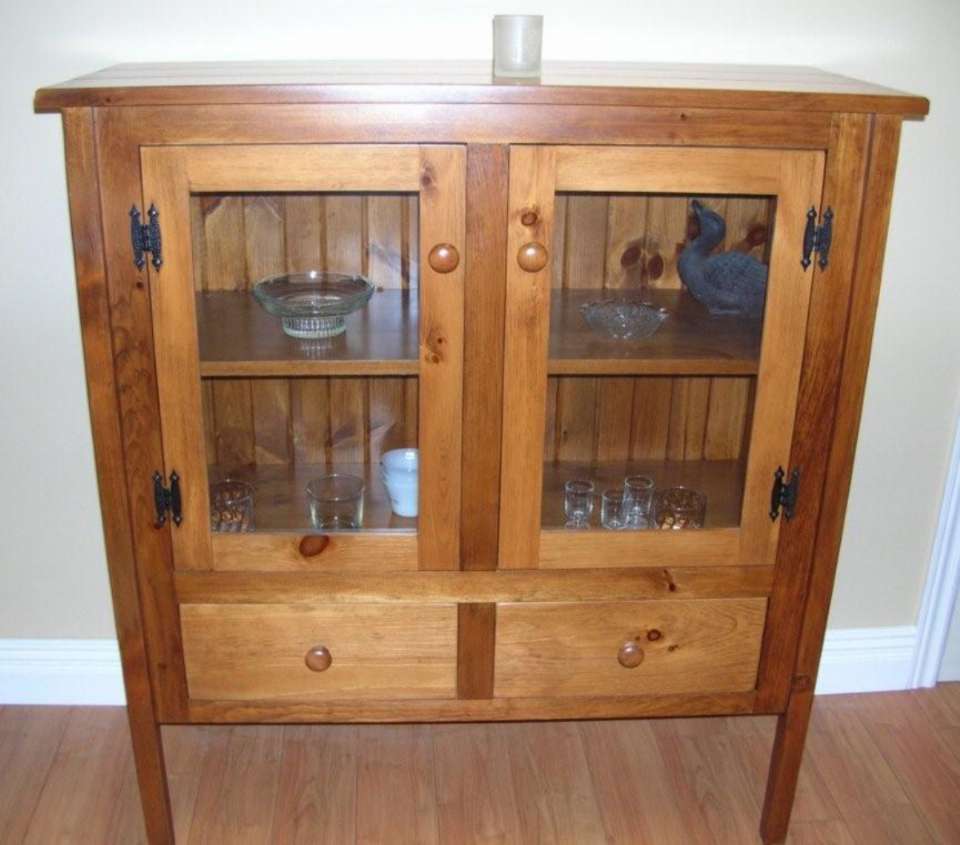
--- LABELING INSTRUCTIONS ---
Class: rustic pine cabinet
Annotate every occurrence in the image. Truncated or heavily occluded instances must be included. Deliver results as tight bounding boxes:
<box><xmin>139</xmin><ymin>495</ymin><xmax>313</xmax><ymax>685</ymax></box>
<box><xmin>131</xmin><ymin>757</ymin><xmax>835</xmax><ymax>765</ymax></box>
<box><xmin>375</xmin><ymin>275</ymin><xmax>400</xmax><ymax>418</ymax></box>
<box><xmin>36</xmin><ymin>62</ymin><xmax>927</xmax><ymax>843</ymax></box>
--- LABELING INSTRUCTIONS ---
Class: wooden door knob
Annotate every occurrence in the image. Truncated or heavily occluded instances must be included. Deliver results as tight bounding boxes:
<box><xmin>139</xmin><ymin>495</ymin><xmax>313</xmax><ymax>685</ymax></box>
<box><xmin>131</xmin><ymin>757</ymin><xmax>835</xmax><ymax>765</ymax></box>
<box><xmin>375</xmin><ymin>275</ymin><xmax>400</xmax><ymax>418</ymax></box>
<box><xmin>617</xmin><ymin>641</ymin><xmax>645</xmax><ymax>669</ymax></box>
<box><xmin>428</xmin><ymin>243</ymin><xmax>460</xmax><ymax>273</ymax></box>
<box><xmin>517</xmin><ymin>242</ymin><xmax>548</xmax><ymax>273</ymax></box>
<box><xmin>305</xmin><ymin>645</ymin><xmax>332</xmax><ymax>672</ymax></box>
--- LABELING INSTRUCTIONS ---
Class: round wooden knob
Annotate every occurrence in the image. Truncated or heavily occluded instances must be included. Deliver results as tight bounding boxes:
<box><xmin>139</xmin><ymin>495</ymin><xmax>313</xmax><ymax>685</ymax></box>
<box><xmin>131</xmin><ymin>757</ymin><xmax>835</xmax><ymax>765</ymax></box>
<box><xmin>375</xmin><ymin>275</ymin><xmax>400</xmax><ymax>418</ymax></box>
<box><xmin>305</xmin><ymin>645</ymin><xmax>332</xmax><ymax>672</ymax></box>
<box><xmin>517</xmin><ymin>242</ymin><xmax>548</xmax><ymax>273</ymax></box>
<box><xmin>618</xmin><ymin>641</ymin><xmax>645</xmax><ymax>669</ymax></box>
<box><xmin>428</xmin><ymin>243</ymin><xmax>460</xmax><ymax>273</ymax></box>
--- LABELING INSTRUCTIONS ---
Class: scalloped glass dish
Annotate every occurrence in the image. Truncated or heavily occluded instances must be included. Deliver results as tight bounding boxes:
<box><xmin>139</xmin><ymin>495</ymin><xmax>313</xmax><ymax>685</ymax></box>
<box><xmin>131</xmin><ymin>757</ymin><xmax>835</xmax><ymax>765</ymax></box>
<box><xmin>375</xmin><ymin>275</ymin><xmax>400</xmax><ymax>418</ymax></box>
<box><xmin>253</xmin><ymin>271</ymin><xmax>375</xmax><ymax>339</ymax></box>
<box><xmin>579</xmin><ymin>299</ymin><xmax>669</xmax><ymax>340</ymax></box>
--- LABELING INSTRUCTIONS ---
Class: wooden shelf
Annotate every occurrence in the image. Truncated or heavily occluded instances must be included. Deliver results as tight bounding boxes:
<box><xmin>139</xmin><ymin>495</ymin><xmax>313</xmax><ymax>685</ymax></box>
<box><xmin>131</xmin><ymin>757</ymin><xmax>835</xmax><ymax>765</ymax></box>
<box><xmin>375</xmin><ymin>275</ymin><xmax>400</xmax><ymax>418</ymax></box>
<box><xmin>541</xmin><ymin>458</ymin><xmax>745</xmax><ymax>529</ymax></box>
<box><xmin>548</xmin><ymin>289</ymin><xmax>761</xmax><ymax>376</ymax></box>
<box><xmin>208</xmin><ymin>462</ymin><xmax>416</xmax><ymax>532</ymax></box>
<box><xmin>197</xmin><ymin>289</ymin><xmax>419</xmax><ymax>377</ymax></box>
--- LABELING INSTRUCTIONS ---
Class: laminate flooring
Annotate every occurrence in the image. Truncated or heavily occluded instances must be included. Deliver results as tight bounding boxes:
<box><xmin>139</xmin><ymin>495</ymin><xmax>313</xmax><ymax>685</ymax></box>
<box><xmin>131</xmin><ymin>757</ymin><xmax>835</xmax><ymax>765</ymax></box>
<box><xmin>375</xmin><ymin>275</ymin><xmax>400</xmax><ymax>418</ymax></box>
<box><xmin>2</xmin><ymin>684</ymin><xmax>959</xmax><ymax>844</ymax></box>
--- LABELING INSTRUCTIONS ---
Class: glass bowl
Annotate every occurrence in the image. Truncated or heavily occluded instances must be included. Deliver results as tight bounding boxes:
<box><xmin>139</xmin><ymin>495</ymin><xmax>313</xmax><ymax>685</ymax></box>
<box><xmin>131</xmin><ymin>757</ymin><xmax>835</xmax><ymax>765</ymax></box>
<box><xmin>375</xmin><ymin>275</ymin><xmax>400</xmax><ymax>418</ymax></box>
<box><xmin>209</xmin><ymin>479</ymin><xmax>254</xmax><ymax>533</ymax></box>
<box><xmin>579</xmin><ymin>299</ymin><xmax>668</xmax><ymax>340</ymax></box>
<box><xmin>253</xmin><ymin>271</ymin><xmax>375</xmax><ymax>339</ymax></box>
<box><xmin>653</xmin><ymin>486</ymin><xmax>706</xmax><ymax>530</ymax></box>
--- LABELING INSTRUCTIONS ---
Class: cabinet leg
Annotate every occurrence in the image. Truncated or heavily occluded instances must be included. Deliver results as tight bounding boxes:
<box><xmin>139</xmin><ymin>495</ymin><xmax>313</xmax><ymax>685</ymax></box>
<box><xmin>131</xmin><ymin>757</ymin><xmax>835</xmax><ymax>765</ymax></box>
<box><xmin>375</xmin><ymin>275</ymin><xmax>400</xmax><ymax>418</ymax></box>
<box><xmin>126</xmin><ymin>706</ymin><xmax>175</xmax><ymax>844</ymax></box>
<box><xmin>760</xmin><ymin>688</ymin><xmax>814</xmax><ymax>844</ymax></box>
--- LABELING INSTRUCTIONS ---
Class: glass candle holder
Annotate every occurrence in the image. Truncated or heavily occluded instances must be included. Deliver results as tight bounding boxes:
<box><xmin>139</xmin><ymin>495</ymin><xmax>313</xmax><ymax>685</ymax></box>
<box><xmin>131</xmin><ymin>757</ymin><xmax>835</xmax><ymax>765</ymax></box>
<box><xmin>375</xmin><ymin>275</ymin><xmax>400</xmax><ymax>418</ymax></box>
<box><xmin>493</xmin><ymin>15</ymin><xmax>543</xmax><ymax>78</ymax></box>
<box><xmin>601</xmin><ymin>488</ymin><xmax>628</xmax><ymax>530</ymax></box>
<box><xmin>306</xmin><ymin>473</ymin><xmax>365</xmax><ymax>530</ymax></box>
<box><xmin>209</xmin><ymin>479</ymin><xmax>254</xmax><ymax>533</ymax></box>
<box><xmin>563</xmin><ymin>479</ymin><xmax>595</xmax><ymax>528</ymax></box>
<box><xmin>623</xmin><ymin>475</ymin><xmax>655</xmax><ymax>529</ymax></box>
<box><xmin>654</xmin><ymin>487</ymin><xmax>707</xmax><ymax>530</ymax></box>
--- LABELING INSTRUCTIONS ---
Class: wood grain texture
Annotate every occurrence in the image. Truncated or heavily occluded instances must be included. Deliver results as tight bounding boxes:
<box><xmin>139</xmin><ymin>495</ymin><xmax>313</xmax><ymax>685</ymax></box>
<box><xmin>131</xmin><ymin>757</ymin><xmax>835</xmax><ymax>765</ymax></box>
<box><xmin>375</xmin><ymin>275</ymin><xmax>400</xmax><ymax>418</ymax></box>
<box><xmin>181</xmin><ymin>602</ymin><xmax>458</xmax><ymax>701</ymax></box>
<box><xmin>495</xmin><ymin>598</ymin><xmax>766</xmax><ymax>698</ymax></box>
<box><xmin>457</xmin><ymin>603</ymin><xmax>496</xmax><ymax>699</ymax></box>
<box><xmin>461</xmin><ymin>145</ymin><xmax>508</xmax><ymax>571</ymax></box>
<box><xmin>211</xmin><ymin>531</ymin><xmax>418</xmax><ymax>571</ymax></box>
<box><xmin>756</xmin><ymin>113</ymin><xmax>872</xmax><ymax>712</ymax></box>
<box><xmin>499</xmin><ymin>145</ymin><xmax>556</xmax><ymax>568</ymax></box>
<box><xmin>174</xmin><ymin>566</ymin><xmax>775</xmax><ymax>605</ymax></box>
<box><xmin>417</xmin><ymin>145</ymin><xmax>466</xmax><ymax>570</ymax></box>
<box><xmin>35</xmin><ymin>60</ymin><xmax>929</xmax><ymax>115</ymax></box>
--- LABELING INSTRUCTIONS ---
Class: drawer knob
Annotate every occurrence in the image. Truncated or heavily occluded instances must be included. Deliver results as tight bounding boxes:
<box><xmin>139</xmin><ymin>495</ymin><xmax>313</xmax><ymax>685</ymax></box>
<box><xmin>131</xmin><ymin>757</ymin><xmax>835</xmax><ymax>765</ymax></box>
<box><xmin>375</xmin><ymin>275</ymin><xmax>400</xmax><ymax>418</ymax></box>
<box><xmin>299</xmin><ymin>535</ymin><xmax>330</xmax><ymax>557</ymax></box>
<box><xmin>428</xmin><ymin>243</ymin><xmax>460</xmax><ymax>273</ymax></box>
<box><xmin>517</xmin><ymin>242</ymin><xmax>548</xmax><ymax>273</ymax></box>
<box><xmin>617</xmin><ymin>640</ymin><xmax>645</xmax><ymax>669</ymax></box>
<box><xmin>305</xmin><ymin>645</ymin><xmax>332</xmax><ymax>672</ymax></box>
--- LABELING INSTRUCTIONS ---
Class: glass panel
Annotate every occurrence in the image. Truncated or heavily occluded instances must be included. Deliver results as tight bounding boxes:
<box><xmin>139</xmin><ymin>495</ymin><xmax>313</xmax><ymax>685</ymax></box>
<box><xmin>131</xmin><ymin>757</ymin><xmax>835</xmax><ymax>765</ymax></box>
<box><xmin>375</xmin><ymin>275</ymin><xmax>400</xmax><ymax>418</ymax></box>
<box><xmin>192</xmin><ymin>192</ymin><xmax>420</xmax><ymax>534</ymax></box>
<box><xmin>542</xmin><ymin>192</ymin><xmax>774</xmax><ymax>532</ymax></box>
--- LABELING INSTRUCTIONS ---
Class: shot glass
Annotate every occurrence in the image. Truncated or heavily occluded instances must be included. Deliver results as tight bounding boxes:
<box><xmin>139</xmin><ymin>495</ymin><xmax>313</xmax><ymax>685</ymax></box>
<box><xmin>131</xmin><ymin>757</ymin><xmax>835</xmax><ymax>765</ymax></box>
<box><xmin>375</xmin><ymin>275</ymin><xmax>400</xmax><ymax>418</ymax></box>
<box><xmin>601</xmin><ymin>488</ymin><xmax>628</xmax><ymax>530</ymax></box>
<box><xmin>563</xmin><ymin>479</ymin><xmax>595</xmax><ymax>528</ymax></box>
<box><xmin>306</xmin><ymin>473</ymin><xmax>364</xmax><ymax>529</ymax></box>
<box><xmin>623</xmin><ymin>475</ymin><xmax>655</xmax><ymax>529</ymax></box>
<box><xmin>493</xmin><ymin>15</ymin><xmax>543</xmax><ymax>78</ymax></box>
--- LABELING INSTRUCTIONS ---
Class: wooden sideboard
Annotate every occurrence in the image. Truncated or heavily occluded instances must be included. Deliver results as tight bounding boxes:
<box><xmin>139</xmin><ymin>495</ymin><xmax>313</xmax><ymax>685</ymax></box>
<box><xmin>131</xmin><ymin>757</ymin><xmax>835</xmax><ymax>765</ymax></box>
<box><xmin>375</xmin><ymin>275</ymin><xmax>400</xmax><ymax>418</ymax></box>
<box><xmin>36</xmin><ymin>61</ymin><xmax>928</xmax><ymax>843</ymax></box>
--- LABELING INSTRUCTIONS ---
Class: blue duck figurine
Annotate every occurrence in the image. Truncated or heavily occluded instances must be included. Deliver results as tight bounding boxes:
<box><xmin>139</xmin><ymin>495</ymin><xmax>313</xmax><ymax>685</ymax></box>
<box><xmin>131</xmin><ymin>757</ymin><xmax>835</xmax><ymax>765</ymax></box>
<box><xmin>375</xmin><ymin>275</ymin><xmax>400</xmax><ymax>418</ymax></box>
<box><xmin>678</xmin><ymin>200</ymin><xmax>768</xmax><ymax>319</ymax></box>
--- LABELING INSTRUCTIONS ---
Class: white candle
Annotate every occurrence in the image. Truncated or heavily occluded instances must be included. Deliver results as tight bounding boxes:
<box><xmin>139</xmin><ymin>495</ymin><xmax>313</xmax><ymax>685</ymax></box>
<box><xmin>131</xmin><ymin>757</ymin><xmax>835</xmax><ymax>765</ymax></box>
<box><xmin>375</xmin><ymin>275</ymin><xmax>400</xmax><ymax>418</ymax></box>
<box><xmin>493</xmin><ymin>15</ymin><xmax>544</xmax><ymax>78</ymax></box>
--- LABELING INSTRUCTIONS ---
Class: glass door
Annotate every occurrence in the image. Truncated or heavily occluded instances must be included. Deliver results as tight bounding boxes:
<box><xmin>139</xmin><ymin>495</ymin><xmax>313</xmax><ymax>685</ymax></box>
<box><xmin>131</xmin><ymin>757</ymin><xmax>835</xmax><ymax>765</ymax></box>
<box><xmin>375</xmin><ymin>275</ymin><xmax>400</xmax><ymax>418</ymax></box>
<box><xmin>140</xmin><ymin>145</ymin><xmax>465</xmax><ymax>571</ymax></box>
<box><xmin>499</xmin><ymin>146</ymin><xmax>825</xmax><ymax>569</ymax></box>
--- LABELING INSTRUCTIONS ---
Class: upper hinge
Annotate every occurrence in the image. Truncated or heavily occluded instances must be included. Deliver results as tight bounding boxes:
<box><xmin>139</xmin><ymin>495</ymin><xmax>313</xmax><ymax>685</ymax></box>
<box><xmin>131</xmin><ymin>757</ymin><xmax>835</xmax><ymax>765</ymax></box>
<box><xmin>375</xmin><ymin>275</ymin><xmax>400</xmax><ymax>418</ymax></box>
<box><xmin>770</xmin><ymin>466</ymin><xmax>800</xmax><ymax>522</ymax></box>
<box><xmin>153</xmin><ymin>470</ymin><xmax>182</xmax><ymax>528</ymax></box>
<box><xmin>130</xmin><ymin>204</ymin><xmax>163</xmax><ymax>271</ymax></box>
<box><xmin>801</xmin><ymin>206</ymin><xmax>834</xmax><ymax>271</ymax></box>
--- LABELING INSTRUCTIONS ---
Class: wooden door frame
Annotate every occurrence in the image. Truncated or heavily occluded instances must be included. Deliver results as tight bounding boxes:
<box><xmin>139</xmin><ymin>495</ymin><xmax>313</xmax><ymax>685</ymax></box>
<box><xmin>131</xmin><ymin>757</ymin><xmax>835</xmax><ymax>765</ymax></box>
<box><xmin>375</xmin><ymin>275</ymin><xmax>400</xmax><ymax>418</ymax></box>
<box><xmin>498</xmin><ymin>144</ymin><xmax>826</xmax><ymax>570</ymax></box>
<box><xmin>139</xmin><ymin>143</ymin><xmax>465</xmax><ymax>574</ymax></box>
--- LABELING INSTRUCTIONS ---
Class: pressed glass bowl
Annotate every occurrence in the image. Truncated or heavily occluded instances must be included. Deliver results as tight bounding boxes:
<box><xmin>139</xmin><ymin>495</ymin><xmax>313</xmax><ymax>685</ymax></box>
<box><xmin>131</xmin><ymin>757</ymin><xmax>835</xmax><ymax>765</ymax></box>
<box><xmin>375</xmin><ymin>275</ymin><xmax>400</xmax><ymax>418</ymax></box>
<box><xmin>253</xmin><ymin>271</ymin><xmax>375</xmax><ymax>339</ymax></box>
<box><xmin>579</xmin><ymin>299</ymin><xmax>668</xmax><ymax>340</ymax></box>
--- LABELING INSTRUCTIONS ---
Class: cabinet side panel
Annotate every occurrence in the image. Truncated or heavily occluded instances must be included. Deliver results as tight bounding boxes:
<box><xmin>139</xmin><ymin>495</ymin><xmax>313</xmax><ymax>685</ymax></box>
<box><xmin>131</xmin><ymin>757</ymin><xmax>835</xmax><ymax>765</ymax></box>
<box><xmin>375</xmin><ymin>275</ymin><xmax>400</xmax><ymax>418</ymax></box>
<box><xmin>756</xmin><ymin>114</ymin><xmax>872</xmax><ymax>709</ymax></box>
<box><xmin>95</xmin><ymin>107</ymin><xmax>188</xmax><ymax>719</ymax></box>
<box><xmin>62</xmin><ymin>108</ymin><xmax>175</xmax><ymax>843</ymax></box>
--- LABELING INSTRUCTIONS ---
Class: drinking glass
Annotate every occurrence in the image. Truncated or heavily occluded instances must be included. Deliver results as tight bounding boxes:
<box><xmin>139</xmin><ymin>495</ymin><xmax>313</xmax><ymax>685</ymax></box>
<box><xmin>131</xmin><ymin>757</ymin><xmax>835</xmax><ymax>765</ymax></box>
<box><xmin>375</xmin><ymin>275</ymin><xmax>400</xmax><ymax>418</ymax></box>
<box><xmin>563</xmin><ymin>479</ymin><xmax>595</xmax><ymax>528</ymax></box>
<box><xmin>306</xmin><ymin>473</ymin><xmax>365</xmax><ymax>529</ymax></box>
<box><xmin>601</xmin><ymin>488</ymin><xmax>628</xmax><ymax>530</ymax></box>
<box><xmin>654</xmin><ymin>486</ymin><xmax>707</xmax><ymax>530</ymax></box>
<box><xmin>623</xmin><ymin>475</ymin><xmax>655</xmax><ymax>529</ymax></box>
<box><xmin>493</xmin><ymin>15</ymin><xmax>543</xmax><ymax>78</ymax></box>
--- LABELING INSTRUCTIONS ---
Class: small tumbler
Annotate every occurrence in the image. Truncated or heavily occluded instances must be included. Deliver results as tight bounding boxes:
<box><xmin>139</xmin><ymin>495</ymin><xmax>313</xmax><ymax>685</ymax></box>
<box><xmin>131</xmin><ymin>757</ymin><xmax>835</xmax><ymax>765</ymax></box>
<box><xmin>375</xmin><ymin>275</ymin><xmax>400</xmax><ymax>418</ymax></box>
<box><xmin>601</xmin><ymin>488</ymin><xmax>628</xmax><ymax>530</ymax></box>
<box><xmin>563</xmin><ymin>479</ymin><xmax>595</xmax><ymax>528</ymax></box>
<box><xmin>306</xmin><ymin>473</ymin><xmax>365</xmax><ymax>529</ymax></box>
<box><xmin>623</xmin><ymin>475</ymin><xmax>655</xmax><ymax>529</ymax></box>
<box><xmin>493</xmin><ymin>15</ymin><xmax>544</xmax><ymax>78</ymax></box>
<box><xmin>209</xmin><ymin>479</ymin><xmax>254</xmax><ymax>533</ymax></box>
<box><xmin>654</xmin><ymin>486</ymin><xmax>707</xmax><ymax>530</ymax></box>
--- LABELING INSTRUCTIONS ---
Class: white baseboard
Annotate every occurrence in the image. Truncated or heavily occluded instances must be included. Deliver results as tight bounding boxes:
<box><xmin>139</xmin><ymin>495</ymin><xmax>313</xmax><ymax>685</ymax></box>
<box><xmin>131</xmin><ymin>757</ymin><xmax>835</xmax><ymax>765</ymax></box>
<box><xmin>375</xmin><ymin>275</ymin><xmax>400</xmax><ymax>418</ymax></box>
<box><xmin>0</xmin><ymin>639</ymin><xmax>125</xmax><ymax>706</ymax></box>
<box><xmin>815</xmin><ymin>626</ymin><xmax>917</xmax><ymax>695</ymax></box>
<box><xmin>0</xmin><ymin>628</ymin><xmax>920</xmax><ymax>706</ymax></box>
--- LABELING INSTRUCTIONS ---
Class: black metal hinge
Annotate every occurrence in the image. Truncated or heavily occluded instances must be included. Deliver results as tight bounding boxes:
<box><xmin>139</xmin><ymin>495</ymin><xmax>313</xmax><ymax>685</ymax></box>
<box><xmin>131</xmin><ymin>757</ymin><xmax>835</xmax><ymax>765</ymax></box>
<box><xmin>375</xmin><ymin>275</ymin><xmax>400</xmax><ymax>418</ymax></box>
<box><xmin>131</xmin><ymin>204</ymin><xmax>163</xmax><ymax>271</ymax></box>
<box><xmin>801</xmin><ymin>207</ymin><xmax>834</xmax><ymax>271</ymax></box>
<box><xmin>153</xmin><ymin>470</ymin><xmax>182</xmax><ymax>528</ymax></box>
<box><xmin>770</xmin><ymin>466</ymin><xmax>800</xmax><ymax>522</ymax></box>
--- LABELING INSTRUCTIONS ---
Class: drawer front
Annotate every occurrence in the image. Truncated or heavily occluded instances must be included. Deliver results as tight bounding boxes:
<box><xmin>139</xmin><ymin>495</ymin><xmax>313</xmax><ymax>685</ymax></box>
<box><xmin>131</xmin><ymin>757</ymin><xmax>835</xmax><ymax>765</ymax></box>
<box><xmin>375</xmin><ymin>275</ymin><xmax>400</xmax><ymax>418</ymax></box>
<box><xmin>494</xmin><ymin>598</ymin><xmax>766</xmax><ymax>698</ymax></box>
<box><xmin>181</xmin><ymin>603</ymin><xmax>457</xmax><ymax>701</ymax></box>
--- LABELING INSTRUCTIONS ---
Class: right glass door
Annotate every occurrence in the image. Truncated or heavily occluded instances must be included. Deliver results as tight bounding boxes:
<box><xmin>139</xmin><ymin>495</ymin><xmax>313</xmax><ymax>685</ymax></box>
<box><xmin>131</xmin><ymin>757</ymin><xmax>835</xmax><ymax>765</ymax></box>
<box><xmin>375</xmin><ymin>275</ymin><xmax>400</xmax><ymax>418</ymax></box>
<box><xmin>499</xmin><ymin>146</ymin><xmax>825</xmax><ymax>569</ymax></box>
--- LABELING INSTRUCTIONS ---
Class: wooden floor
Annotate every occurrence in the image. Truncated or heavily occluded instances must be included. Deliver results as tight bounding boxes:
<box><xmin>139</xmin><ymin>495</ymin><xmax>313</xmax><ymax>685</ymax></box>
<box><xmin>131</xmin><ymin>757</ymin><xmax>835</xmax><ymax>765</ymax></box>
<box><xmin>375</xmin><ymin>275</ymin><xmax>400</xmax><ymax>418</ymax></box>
<box><xmin>1</xmin><ymin>685</ymin><xmax>959</xmax><ymax>844</ymax></box>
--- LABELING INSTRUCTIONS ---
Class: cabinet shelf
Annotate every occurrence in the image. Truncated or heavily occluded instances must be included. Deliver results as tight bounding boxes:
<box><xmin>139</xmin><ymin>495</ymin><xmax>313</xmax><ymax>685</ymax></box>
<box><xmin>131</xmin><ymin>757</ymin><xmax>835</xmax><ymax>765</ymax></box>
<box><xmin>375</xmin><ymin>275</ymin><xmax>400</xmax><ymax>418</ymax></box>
<box><xmin>197</xmin><ymin>289</ymin><xmax>419</xmax><ymax>377</ymax></box>
<box><xmin>208</xmin><ymin>462</ymin><xmax>416</xmax><ymax>532</ymax></box>
<box><xmin>541</xmin><ymin>458</ymin><xmax>746</xmax><ymax>529</ymax></box>
<box><xmin>548</xmin><ymin>289</ymin><xmax>761</xmax><ymax>376</ymax></box>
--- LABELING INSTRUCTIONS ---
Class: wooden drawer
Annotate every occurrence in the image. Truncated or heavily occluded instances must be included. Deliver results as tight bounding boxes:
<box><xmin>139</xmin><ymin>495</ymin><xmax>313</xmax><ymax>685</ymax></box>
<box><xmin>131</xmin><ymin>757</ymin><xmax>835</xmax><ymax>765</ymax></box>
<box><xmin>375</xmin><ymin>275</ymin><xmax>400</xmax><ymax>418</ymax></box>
<box><xmin>494</xmin><ymin>598</ymin><xmax>766</xmax><ymax>698</ymax></box>
<box><xmin>181</xmin><ymin>602</ymin><xmax>457</xmax><ymax>701</ymax></box>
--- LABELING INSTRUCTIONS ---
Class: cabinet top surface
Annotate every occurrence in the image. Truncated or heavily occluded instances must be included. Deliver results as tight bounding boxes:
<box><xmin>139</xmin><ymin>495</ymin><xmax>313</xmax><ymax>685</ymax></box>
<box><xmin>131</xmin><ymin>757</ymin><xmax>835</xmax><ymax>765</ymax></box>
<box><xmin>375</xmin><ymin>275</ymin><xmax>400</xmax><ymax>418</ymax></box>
<box><xmin>34</xmin><ymin>60</ymin><xmax>927</xmax><ymax>116</ymax></box>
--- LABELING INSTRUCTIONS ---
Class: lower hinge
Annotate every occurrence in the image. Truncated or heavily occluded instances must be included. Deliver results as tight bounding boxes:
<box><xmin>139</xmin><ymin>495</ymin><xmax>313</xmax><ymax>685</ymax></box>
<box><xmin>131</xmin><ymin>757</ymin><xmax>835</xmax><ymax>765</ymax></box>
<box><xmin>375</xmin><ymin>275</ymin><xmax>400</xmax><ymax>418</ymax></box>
<box><xmin>153</xmin><ymin>470</ymin><xmax>182</xmax><ymax>528</ymax></box>
<box><xmin>801</xmin><ymin>207</ymin><xmax>834</xmax><ymax>270</ymax></box>
<box><xmin>770</xmin><ymin>466</ymin><xmax>800</xmax><ymax>522</ymax></box>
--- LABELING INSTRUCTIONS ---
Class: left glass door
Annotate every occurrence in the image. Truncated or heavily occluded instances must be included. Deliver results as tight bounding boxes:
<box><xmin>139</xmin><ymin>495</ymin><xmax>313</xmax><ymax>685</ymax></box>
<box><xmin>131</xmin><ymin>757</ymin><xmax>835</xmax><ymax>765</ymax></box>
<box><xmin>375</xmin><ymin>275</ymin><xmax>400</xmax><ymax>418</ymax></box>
<box><xmin>140</xmin><ymin>144</ymin><xmax>465</xmax><ymax>571</ymax></box>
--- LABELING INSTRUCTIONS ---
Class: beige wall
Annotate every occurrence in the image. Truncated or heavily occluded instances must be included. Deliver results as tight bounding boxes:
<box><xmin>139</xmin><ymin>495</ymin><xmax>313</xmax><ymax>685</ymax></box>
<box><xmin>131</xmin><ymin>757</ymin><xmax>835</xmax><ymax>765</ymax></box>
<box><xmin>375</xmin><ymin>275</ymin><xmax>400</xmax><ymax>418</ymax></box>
<box><xmin>1</xmin><ymin>0</ymin><xmax>958</xmax><ymax>638</ymax></box>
